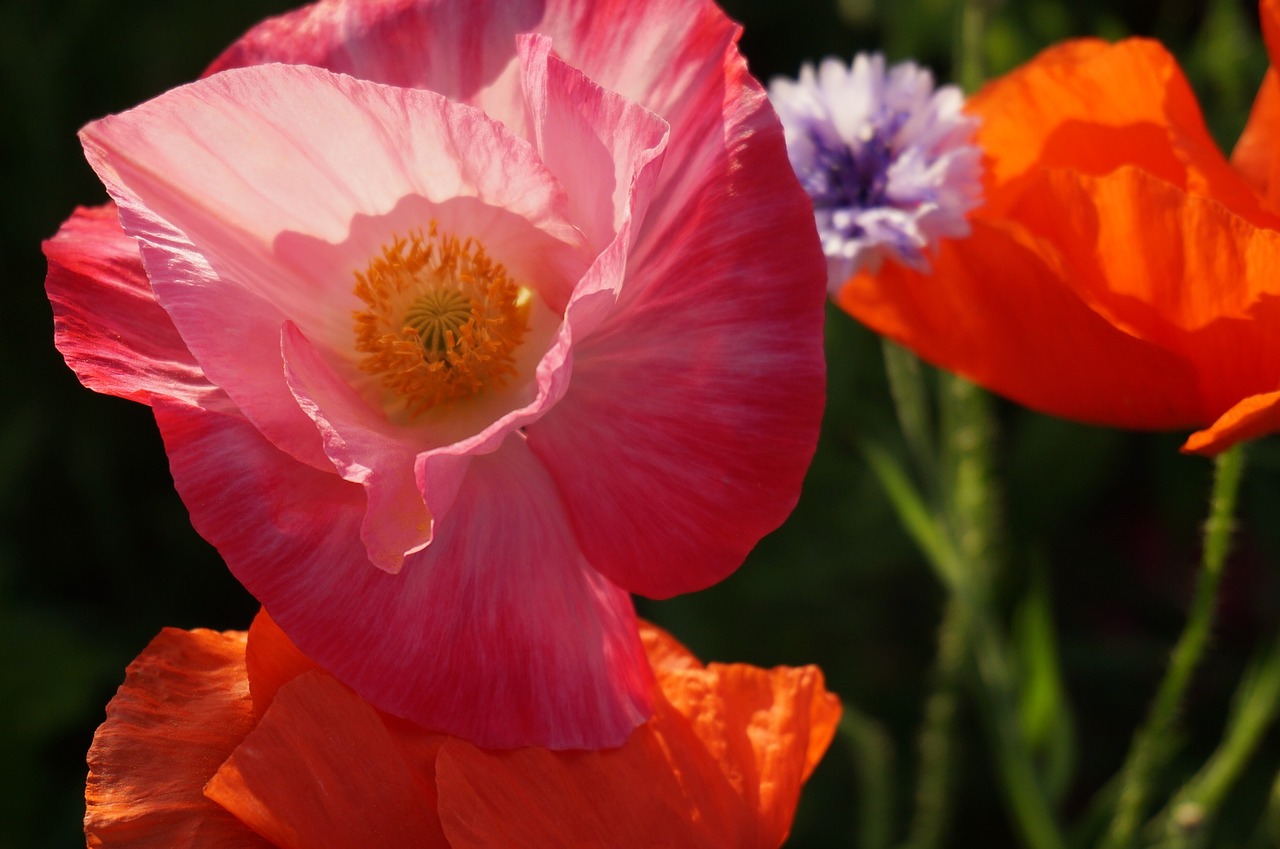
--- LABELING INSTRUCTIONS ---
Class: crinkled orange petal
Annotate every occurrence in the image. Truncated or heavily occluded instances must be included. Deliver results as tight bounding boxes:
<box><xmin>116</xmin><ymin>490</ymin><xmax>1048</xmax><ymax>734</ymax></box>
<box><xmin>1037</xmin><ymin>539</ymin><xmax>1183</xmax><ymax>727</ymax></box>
<box><xmin>971</xmin><ymin>38</ymin><xmax>1276</xmax><ymax>227</ymax></box>
<box><xmin>243</xmin><ymin>608</ymin><xmax>319</xmax><ymax>718</ymax></box>
<box><xmin>1182</xmin><ymin>389</ymin><xmax>1280</xmax><ymax>454</ymax></box>
<box><xmin>205</xmin><ymin>671</ymin><xmax>449</xmax><ymax>849</ymax></box>
<box><xmin>435</xmin><ymin>712</ymin><xmax>735</xmax><ymax>849</ymax></box>
<box><xmin>639</xmin><ymin>619</ymin><xmax>705</xmax><ymax>675</ymax></box>
<box><xmin>658</xmin><ymin>662</ymin><xmax>841</xmax><ymax>846</ymax></box>
<box><xmin>839</xmin><ymin>219</ymin><xmax>1203</xmax><ymax>430</ymax></box>
<box><xmin>1007</xmin><ymin>166</ymin><xmax>1280</xmax><ymax>420</ymax></box>
<box><xmin>84</xmin><ymin>628</ymin><xmax>271</xmax><ymax>849</ymax></box>
<box><xmin>436</xmin><ymin>655</ymin><xmax>839</xmax><ymax>849</ymax></box>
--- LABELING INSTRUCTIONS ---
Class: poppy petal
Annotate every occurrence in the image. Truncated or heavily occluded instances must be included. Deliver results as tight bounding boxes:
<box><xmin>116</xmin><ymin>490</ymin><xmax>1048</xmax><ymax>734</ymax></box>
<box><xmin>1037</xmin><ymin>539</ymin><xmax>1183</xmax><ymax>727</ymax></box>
<box><xmin>204</xmin><ymin>0</ymin><xmax>543</xmax><ymax>127</ymax></box>
<box><xmin>658</xmin><ymin>662</ymin><xmax>841</xmax><ymax>846</ymax></box>
<box><xmin>527</xmin><ymin>89</ymin><xmax>826</xmax><ymax>599</ymax></box>
<box><xmin>970</xmin><ymin>38</ymin><xmax>1275</xmax><ymax>227</ymax></box>
<box><xmin>242</xmin><ymin>609</ymin><xmax>320</xmax><ymax>718</ymax></box>
<box><xmin>1006</xmin><ymin>166</ymin><xmax>1280</xmax><ymax>421</ymax></box>
<box><xmin>1232</xmin><ymin>69</ymin><xmax>1280</xmax><ymax>211</ymax></box>
<box><xmin>434</xmin><ymin>711</ymin><xmax>736</xmax><ymax>849</ymax></box>
<box><xmin>44</xmin><ymin>204</ymin><xmax>219</xmax><ymax>409</ymax></box>
<box><xmin>84</xmin><ymin>628</ymin><xmax>271</xmax><ymax>849</ymax></box>
<box><xmin>205</xmin><ymin>671</ymin><xmax>448</xmax><ymax>849</ymax></box>
<box><xmin>80</xmin><ymin>62</ymin><xmax>580</xmax><ymax>471</ymax></box>
<box><xmin>155</xmin><ymin>402</ymin><xmax>653</xmax><ymax>748</ymax></box>
<box><xmin>1182</xmin><ymin>390</ymin><xmax>1280</xmax><ymax>455</ymax></box>
<box><xmin>839</xmin><ymin>217</ymin><xmax>1203</xmax><ymax>430</ymax></box>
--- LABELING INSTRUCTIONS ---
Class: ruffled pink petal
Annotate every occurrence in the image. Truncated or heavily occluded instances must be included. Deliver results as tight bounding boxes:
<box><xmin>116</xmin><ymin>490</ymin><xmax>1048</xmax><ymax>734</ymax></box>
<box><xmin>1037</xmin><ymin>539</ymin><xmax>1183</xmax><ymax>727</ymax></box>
<box><xmin>517</xmin><ymin>34</ymin><xmax>668</xmax><ymax>255</ymax></box>
<box><xmin>44</xmin><ymin>204</ymin><xmax>220</xmax><ymax>409</ymax></box>
<box><xmin>155</xmin><ymin>402</ymin><xmax>653</xmax><ymax>748</ymax></box>
<box><xmin>84</xmin><ymin>628</ymin><xmax>271</xmax><ymax>849</ymax></box>
<box><xmin>205</xmin><ymin>0</ymin><xmax>746</xmax><ymax>198</ymax></box>
<box><xmin>205</xmin><ymin>672</ymin><xmax>448</xmax><ymax>849</ymax></box>
<box><xmin>204</xmin><ymin>0</ymin><xmax>543</xmax><ymax>131</ymax></box>
<box><xmin>528</xmin><ymin>75</ymin><xmax>826</xmax><ymax>598</ymax></box>
<box><xmin>80</xmin><ymin>62</ymin><xmax>581</xmax><ymax>471</ymax></box>
<box><xmin>280</xmin><ymin>321</ymin><xmax>430</xmax><ymax>572</ymax></box>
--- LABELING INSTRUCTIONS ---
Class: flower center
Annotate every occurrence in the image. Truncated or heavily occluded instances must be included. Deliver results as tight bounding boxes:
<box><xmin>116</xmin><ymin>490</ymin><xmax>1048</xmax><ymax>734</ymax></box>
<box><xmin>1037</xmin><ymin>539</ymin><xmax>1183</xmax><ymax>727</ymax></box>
<box><xmin>352</xmin><ymin>224</ymin><xmax>529</xmax><ymax>418</ymax></box>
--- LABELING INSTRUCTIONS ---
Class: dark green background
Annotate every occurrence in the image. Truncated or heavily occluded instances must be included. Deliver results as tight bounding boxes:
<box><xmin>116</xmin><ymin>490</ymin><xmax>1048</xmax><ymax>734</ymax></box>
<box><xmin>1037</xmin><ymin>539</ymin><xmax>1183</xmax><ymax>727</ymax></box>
<box><xmin>3</xmin><ymin>0</ymin><xmax>1278</xmax><ymax>846</ymax></box>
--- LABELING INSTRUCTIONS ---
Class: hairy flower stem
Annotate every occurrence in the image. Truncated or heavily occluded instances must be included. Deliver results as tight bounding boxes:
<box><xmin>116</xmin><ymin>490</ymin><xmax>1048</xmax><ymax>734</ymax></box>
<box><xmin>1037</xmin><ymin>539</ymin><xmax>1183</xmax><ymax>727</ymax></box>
<box><xmin>899</xmin><ymin>598</ymin><xmax>967</xmax><ymax>849</ymax></box>
<box><xmin>840</xmin><ymin>707</ymin><xmax>898</xmax><ymax>849</ymax></box>
<box><xmin>940</xmin><ymin>375</ymin><xmax>1065</xmax><ymax>849</ymax></box>
<box><xmin>877</xmin><ymin>346</ymin><xmax>1065</xmax><ymax>849</ymax></box>
<box><xmin>1146</xmin><ymin>630</ymin><xmax>1280</xmax><ymax>845</ymax></box>
<box><xmin>1101</xmin><ymin>443</ymin><xmax>1247</xmax><ymax>849</ymax></box>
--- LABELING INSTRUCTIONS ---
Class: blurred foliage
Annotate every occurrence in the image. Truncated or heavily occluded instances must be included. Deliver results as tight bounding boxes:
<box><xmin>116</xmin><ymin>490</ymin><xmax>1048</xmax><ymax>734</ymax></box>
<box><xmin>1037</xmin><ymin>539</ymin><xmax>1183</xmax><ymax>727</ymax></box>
<box><xmin>2</xmin><ymin>0</ymin><xmax>1279</xmax><ymax>847</ymax></box>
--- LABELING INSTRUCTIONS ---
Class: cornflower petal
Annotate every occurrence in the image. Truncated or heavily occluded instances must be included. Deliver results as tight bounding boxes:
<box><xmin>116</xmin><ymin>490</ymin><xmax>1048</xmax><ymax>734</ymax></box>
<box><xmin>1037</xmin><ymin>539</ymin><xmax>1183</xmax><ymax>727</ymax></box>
<box><xmin>769</xmin><ymin>52</ymin><xmax>982</xmax><ymax>291</ymax></box>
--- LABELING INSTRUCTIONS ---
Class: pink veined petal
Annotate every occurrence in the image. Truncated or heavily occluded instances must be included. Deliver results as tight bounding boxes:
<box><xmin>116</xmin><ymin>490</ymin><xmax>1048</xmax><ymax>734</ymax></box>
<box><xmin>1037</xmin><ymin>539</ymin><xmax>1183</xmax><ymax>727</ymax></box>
<box><xmin>206</xmin><ymin>0</ymin><xmax>757</xmax><ymax>291</ymax></box>
<box><xmin>79</xmin><ymin>62</ymin><xmax>582</xmax><ymax>473</ymax></box>
<box><xmin>205</xmin><ymin>672</ymin><xmax>448</xmax><ymax>849</ymax></box>
<box><xmin>527</xmin><ymin>65</ymin><xmax>827</xmax><ymax>599</ymax></box>
<box><xmin>154</xmin><ymin>402</ymin><xmax>653</xmax><ymax>748</ymax></box>
<box><xmin>280</xmin><ymin>321</ymin><xmax>430</xmax><ymax>573</ymax></box>
<box><xmin>517</xmin><ymin>34</ymin><xmax>669</xmax><ymax>256</ymax></box>
<box><xmin>44</xmin><ymin>204</ymin><xmax>220</xmax><ymax>409</ymax></box>
<box><xmin>204</xmin><ymin>0</ymin><xmax>744</xmax><ymax>191</ymax></box>
<box><xmin>204</xmin><ymin>0</ymin><xmax>544</xmax><ymax>133</ymax></box>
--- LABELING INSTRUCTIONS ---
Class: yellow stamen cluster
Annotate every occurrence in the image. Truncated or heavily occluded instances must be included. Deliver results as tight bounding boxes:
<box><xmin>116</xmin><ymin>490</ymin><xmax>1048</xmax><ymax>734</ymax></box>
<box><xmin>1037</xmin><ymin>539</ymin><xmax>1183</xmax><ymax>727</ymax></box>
<box><xmin>352</xmin><ymin>224</ymin><xmax>529</xmax><ymax>418</ymax></box>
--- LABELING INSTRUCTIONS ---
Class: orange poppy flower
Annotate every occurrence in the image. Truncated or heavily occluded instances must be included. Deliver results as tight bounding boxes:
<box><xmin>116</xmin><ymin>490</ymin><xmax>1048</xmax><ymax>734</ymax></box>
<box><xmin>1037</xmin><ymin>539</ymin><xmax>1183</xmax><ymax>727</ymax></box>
<box><xmin>84</xmin><ymin>612</ymin><xmax>840</xmax><ymax>849</ymax></box>
<box><xmin>837</xmin><ymin>0</ymin><xmax>1280</xmax><ymax>455</ymax></box>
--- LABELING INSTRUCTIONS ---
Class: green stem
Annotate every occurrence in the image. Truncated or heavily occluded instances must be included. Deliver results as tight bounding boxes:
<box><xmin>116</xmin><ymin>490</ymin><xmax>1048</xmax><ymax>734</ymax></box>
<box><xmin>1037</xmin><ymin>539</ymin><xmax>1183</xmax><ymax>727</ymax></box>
<box><xmin>954</xmin><ymin>0</ymin><xmax>987</xmax><ymax>93</ymax></box>
<box><xmin>939</xmin><ymin>376</ymin><xmax>1066</xmax><ymax>849</ymax></box>
<box><xmin>938</xmin><ymin>373</ymin><xmax>1000</xmax><ymax>585</ymax></box>
<box><xmin>1145</xmin><ymin>626</ymin><xmax>1280</xmax><ymax>845</ymax></box>
<box><xmin>840</xmin><ymin>707</ymin><xmax>898</xmax><ymax>849</ymax></box>
<box><xmin>1100</xmin><ymin>443</ymin><xmax>1247</xmax><ymax>849</ymax></box>
<box><xmin>899</xmin><ymin>598</ymin><xmax>969</xmax><ymax>849</ymax></box>
<box><xmin>882</xmin><ymin>338</ymin><xmax>936</xmax><ymax>484</ymax></box>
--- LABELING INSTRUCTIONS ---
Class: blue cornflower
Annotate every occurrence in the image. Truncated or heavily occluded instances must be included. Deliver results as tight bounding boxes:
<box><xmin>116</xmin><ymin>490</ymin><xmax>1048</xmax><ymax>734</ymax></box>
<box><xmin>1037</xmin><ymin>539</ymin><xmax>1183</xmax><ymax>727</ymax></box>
<box><xmin>770</xmin><ymin>53</ymin><xmax>982</xmax><ymax>293</ymax></box>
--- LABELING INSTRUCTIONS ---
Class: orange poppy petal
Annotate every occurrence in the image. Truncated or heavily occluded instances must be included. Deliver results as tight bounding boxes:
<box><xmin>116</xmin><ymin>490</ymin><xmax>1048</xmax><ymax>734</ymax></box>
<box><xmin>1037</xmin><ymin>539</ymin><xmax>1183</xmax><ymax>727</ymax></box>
<box><xmin>204</xmin><ymin>671</ymin><xmax>448</xmax><ymax>849</ymax></box>
<box><xmin>839</xmin><ymin>219</ymin><xmax>1203</xmax><ymax>430</ymax></box>
<box><xmin>659</xmin><ymin>662</ymin><xmax>841</xmax><ymax>847</ymax></box>
<box><xmin>243</xmin><ymin>608</ymin><xmax>320</xmax><ymax>718</ymax></box>
<box><xmin>434</xmin><ymin>717</ymin><xmax>735</xmax><ymax>849</ymax></box>
<box><xmin>971</xmin><ymin>38</ymin><xmax>1273</xmax><ymax>226</ymax></box>
<box><xmin>84</xmin><ymin>628</ymin><xmax>271</xmax><ymax>849</ymax></box>
<box><xmin>1263</xmin><ymin>0</ymin><xmax>1280</xmax><ymax>63</ymax></box>
<box><xmin>1008</xmin><ymin>166</ymin><xmax>1280</xmax><ymax>420</ymax></box>
<box><xmin>1233</xmin><ymin>68</ymin><xmax>1280</xmax><ymax>212</ymax></box>
<box><xmin>436</xmin><ymin>650</ymin><xmax>838</xmax><ymax>849</ymax></box>
<box><xmin>1182</xmin><ymin>389</ymin><xmax>1280</xmax><ymax>454</ymax></box>
<box><xmin>639</xmin><ymin>619</ymin><xmax>705</xmax><ymax>675</ymax></box>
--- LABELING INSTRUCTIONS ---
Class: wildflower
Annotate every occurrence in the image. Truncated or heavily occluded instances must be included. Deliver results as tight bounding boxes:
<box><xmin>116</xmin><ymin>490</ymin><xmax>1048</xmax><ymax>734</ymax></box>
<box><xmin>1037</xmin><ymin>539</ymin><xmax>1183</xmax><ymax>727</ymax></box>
<box><xmin>84</xmin><ymin>613</ymin><xmax>841</xmax><ymax>849</ymax></box>
<box><xmin>769</xmin><ymin>52</ymin><xmax>983</xmax><ymax>293</ymax></box>
<box><xmin>45</xmin><ymin>0</ymin><xmax>827</xmax><ymax>747</ymax></box>
<box><xmin>829</xmin><ymin>2</ymin><xmax>1280</xmax><ymax>455</ymax></box>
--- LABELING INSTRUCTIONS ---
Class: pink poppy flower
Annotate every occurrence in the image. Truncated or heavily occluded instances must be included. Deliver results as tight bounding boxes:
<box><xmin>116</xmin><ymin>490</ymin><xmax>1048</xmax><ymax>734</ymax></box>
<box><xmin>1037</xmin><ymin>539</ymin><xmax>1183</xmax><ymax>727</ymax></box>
<box><xmin>45</xmin><ymin>0</ymin><xmax>826</xmax><ymax>748</ymax></box>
